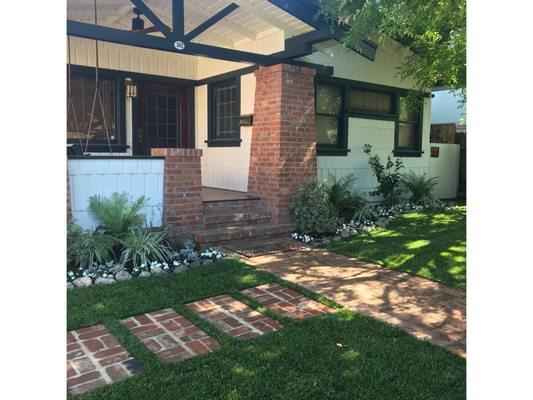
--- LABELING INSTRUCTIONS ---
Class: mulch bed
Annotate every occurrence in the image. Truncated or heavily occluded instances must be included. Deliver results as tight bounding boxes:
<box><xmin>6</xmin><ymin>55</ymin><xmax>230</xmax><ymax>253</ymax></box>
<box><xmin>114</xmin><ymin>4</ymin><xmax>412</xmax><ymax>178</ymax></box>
<box><xmin>223</xmin><ymin>236</ymin><xmax>308</xmax><ymax>258</ymax></box>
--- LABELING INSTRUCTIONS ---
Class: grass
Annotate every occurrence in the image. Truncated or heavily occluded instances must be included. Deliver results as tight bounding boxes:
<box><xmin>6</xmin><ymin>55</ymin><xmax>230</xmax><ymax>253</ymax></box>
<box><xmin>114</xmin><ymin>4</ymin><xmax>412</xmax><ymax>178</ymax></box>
<box><xmin>327</xmin><ymin>206</ymin><xmax>466</xmax><ymax>290</ymax></box>
<box><xmin>68</xmin><ymin>259</ymin><xmax>465</xmax><ymax>400</ymax></box>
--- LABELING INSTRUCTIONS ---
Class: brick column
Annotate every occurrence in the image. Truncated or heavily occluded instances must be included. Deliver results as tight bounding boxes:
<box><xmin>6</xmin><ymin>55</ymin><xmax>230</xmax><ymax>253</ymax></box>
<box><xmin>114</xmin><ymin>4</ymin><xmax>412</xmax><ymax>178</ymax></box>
<box><xmin>151</xmin><ymin>148</ymin><xmax>204</xmax><ymax>234</ymax></box>
<box><xmin>248</xmin><ymin>64</ymin><xmax>317</xmax><ymax>224</ymax></box>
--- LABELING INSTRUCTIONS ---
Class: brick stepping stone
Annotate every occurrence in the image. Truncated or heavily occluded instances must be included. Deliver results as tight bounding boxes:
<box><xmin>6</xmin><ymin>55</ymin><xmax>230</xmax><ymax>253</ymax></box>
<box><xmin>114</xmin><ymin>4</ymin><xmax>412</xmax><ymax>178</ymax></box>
<box><xmin>186</xmin><ymin>295</ymin><xmax>283</xmax><ymax>340</ymax></box>
<box><xmin>122</xmin><ymin>308</ymin><xmax>221</xmax><ymax>363</ymax></box>
<box><xmin>241</xmin><ymin>283</ymin><xmax>334</xmax><ymax>319</ymax></box>
<box><xmin>67</xmin><ymin>325</ymin><xmax>142</xmax><ymax>395</ymax></box>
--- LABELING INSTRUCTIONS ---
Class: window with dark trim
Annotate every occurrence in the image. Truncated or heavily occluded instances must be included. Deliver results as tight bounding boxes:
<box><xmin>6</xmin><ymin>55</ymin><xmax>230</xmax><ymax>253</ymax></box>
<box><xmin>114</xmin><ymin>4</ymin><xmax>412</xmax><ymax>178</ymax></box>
<box><xmin>316</xmin><ymin>83</ymin><xmax>343</xmax><ymax>147</ymax></box>
<box><xmin>206</xmin><ymin>78</ymin><xmax>241</xmax><ymax>147</ymax></box>
<box><xmin>394</xmin><ymin>96</ymin><xmax>423</xmax><ymax>156</ymax></box>
<box><xmin>315</xmin><ymin>77</ymin><xmax>424</xmax><ymax>157</ymax></box>
<box><xmin>67</xmin><ymin>71</ymin><xmax>125</xmax><ymax>152</ymax></box>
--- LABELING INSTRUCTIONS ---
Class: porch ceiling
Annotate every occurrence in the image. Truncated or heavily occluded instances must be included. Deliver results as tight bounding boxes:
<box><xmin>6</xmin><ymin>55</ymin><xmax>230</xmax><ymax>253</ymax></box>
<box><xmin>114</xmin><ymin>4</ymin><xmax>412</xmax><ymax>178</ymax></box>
<box><xmin>67</xmin><ymin>0</ymin><xmax>315</xmax><ymax>49</ymax></box>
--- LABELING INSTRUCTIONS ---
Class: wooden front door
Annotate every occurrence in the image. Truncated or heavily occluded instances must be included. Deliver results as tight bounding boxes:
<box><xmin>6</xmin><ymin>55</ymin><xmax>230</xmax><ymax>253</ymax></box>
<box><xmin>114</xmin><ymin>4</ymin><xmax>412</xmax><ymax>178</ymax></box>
<box><xmin>135</xmin><ymin>82</ymin><xmax>189</xmax><ymax>155</ymax></box>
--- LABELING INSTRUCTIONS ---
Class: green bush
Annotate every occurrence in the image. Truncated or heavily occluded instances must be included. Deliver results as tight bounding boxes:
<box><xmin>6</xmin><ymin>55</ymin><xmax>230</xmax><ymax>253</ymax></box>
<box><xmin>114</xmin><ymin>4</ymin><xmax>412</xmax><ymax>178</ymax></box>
<box><xmin>88</xmin><ymin>192</ymin><xmax>147</xmax><ymax>238</ymax></box>
<box><xmin>363</xmin><ymin>144</ymin><xmax>404</xmax><ymax>206</ymax></box>
<box><xmin>401</xmin><ymin>170</ymin><xmax>439</xmax><ymax>205</ymax></box>
<box><xmin>352</xmin><ymin>202</ymin><xmax>378</xmax><ymax>224</ymax></box>
<box><xmin>326</xmin><ymin>174</ymin><xmax>365</xmax><ymax>221</ymax></box>
<box><xmin>289</xmin><ymin>179</ymin><xmax>340</xmax><ymax>236</ymax></box>
<box><xmin>68</xmin><ymin>192</ymin><xmax>176</xmax><ymax>271</ymax></box>
<box><xmin>119</xmin><ymin>227</ymin><xmax>174</xmax><ymax>269</ymax></box>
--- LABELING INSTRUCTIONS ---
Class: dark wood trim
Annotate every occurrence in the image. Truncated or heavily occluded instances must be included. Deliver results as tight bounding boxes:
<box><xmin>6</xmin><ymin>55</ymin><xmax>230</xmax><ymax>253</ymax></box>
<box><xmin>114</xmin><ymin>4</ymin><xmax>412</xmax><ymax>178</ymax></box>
<box><xmin>196</xmin><ymin>66</ymin><xmax>258</xmax><ymax>86</ymax></box>
<box><xmin>204</xmin><ymin>139</ymin><xmax>242</xmax><ymax>147</ymax></box>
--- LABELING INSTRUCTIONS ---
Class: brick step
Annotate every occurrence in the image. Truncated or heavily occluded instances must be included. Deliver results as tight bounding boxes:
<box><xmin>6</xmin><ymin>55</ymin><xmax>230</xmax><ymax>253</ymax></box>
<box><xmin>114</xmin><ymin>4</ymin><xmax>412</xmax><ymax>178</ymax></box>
<box><xmin>194</xmin><ymin>223</ymin><xmax>292</xmax><ymax>244</ymax></box>
<box><xmin>204</xmin><ymin>210</ymin><xmax>272</xmax><ymax>229</ymax></box>
<box><xmin>203</xmin><ymin>197</ymin><xmax>263</xmax><ymax>215</ymax></box>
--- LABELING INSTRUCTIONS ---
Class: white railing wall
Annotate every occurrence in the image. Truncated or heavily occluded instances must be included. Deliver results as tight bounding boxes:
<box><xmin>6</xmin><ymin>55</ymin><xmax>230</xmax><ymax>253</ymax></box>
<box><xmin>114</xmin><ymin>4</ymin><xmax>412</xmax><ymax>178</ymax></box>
<box><xmin>429</xmin><ymin>143</ymin><xmax>461</xmax><ymax>199</ymax></box>
<box><xmin>68</xmin><ymin>158</ymin><xmax>164</xmax><ymax>230</ymax></box>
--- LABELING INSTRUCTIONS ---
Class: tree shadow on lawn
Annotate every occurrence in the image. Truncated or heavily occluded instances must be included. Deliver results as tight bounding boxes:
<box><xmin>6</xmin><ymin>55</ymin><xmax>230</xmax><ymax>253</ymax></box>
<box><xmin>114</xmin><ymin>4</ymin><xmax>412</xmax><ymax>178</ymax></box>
<box><xmin>75</xmin><ymin>312</ymin><xmax>466</xmax><ymax>400</ymax></box>
<box><xmin>328</xmin><ymin>209</ymin><xmax>466</xmax><ymax>290</ymax></box>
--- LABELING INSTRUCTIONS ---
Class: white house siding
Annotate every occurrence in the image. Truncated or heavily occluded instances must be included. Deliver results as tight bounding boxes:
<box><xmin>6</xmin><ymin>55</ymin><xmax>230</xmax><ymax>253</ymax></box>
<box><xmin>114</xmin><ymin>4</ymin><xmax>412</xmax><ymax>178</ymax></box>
<box><xmin>68</xmin><ymin>158</ymin><xmax>164</xmax><ymax>229</ymax></box>
<box><xmin>429</xmin><ymin>144</ymin><xmax>461</xmax><ymax>199</ymax></box>
<box><xmin>196</xmin><ymin>73</ymin><xmax>255</xmax><ymax>192</ymax></box>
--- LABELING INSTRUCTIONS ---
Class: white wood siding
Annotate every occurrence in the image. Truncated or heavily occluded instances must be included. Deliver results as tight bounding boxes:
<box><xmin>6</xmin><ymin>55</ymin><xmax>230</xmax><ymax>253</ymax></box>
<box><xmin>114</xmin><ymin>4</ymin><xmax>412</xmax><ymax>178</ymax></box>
<box><xmin>196</xmin><ymin>73</ymin><xmax>255</xmax><ymax>192</ymax></box>
<box><xmin>68</xmin><ymin>158</ymin><xmax>164</xmax><ymax>229</ymax></box>
<box><xmin>429</xmin><ymin>144</ymin><xmax>461</xmax><ymax>199</ymax></box>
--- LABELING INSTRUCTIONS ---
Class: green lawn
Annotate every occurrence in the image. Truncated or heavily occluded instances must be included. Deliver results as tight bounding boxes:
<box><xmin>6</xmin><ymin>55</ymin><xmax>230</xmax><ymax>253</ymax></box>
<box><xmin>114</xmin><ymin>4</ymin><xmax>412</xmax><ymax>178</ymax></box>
<box><xmin>327</xmin><ymin>207</ymin><xmax>466</xmax><ymax>290</ymax></box>
<box><xmin>68</xmin><ymin>260</ymin><xmax>465</xmax><ymax>400</ymax></box>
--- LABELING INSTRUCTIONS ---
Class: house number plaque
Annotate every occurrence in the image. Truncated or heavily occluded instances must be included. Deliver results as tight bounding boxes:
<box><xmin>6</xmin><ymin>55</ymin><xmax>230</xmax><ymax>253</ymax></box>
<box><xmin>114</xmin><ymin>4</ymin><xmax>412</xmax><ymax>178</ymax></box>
<box><xmin>239</xmin><ymin>114</ymin><xmax>253</xmax><ymax>127</ymax></box>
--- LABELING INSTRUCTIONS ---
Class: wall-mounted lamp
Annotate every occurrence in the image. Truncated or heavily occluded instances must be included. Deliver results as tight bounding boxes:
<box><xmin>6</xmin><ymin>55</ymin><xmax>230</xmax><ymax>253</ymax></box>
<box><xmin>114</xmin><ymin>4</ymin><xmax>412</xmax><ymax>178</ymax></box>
<box><xmin>125</xmin><ymin>79</ymin><xmax>137</xmax><ymax>98</ymax></box>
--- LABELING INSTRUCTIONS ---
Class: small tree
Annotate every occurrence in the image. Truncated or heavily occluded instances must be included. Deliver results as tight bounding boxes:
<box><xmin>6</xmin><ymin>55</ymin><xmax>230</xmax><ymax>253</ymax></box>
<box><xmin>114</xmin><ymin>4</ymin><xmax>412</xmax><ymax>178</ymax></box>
<box><xmin>363</xmin><ymin>144</ymin><xmax>404</xmax><ymax>206</ymax></box>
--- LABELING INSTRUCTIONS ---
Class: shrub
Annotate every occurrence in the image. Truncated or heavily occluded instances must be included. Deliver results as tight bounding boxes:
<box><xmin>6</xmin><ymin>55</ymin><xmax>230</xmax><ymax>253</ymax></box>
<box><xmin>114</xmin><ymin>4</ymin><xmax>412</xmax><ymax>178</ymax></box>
<box><xmin>326</xmin><ymin>174</ymin><xmax>365</xmax><ymax>221</ymax></box>
<box><xmin>289</xmin><ymin>179</ymin><xmax>340</xmax><ymax>236</ymax></box>
<box><xmin>74</xmin><ymin>229</ymin><xmax>116</xmax><ymax>269</ymax></box>
<box><xmin>119</xmin><ymin>227</ymin><xmax>174</xmax><ymax>269</ymax></box>
<box><xmin>67</xmin><ymin>221</ymin><xmax>84</xmax><ymax>267</ymax></box>
<box><xmin>401</xmin><ymin>171</ymin><xmax>439</xmax><ymax>205</ymax></box>
<box><xmin>88</xmin><ymin>192</ymin><xmax>147</xmax><ymax>237</ymax></box>
<box><xmin>352</xmin><ymin>202</ymin><xmax>378</xmax><ymax>224</ymax></box>
<box><xmin>363</xmin><ymin>144</ymin><xmax>404</xmax><ymax>206</ymax></box>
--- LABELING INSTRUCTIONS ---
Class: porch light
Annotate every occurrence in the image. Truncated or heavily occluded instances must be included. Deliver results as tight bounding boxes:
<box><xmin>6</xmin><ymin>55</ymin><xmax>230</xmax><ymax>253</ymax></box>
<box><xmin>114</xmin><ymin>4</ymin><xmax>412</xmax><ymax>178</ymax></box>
<box><xmin>131</xmin><ymin>7</ymin><xmax>145</xmax><ymax>31</ymax></box>
<box><xmin>125</xmin><ymin>79</ymin><xmax>137</xmax><ymax>98</ymax></box>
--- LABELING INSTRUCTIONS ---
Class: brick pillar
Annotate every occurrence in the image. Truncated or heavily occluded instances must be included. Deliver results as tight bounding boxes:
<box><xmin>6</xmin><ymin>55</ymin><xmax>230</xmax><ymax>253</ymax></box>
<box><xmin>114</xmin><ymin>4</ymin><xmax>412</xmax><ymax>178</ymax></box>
<box><xmin>151</xmin><ymin>148</ymin><xmax>204</xmax><ymax>234</ymax></box>
<box><xmin>248</xmin><ymin>64</ymin><xmax>317</xmax><ymax>224</ymax></box>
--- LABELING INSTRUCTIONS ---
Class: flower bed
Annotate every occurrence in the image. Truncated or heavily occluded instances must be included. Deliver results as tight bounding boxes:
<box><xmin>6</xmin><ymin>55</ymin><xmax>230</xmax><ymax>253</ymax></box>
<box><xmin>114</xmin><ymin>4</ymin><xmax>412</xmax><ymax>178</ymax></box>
<box><xmin>291</xmin><ymin>201</ymin><xmax>457</xmax><ymax>245</ymax></box>
<box><xmin>67</xmin><ymin>239</ymin><xmax>226</xmax><ymax>289</ymax></box>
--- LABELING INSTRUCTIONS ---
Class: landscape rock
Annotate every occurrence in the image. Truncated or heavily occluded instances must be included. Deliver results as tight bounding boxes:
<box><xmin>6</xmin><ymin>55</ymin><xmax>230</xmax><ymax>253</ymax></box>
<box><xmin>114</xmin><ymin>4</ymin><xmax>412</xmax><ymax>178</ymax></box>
<box><xmin>173</xmin><ymin>264</ymin><xmax>188</xmax><ymax>273</ymax></box>
<box><xmin>73</xmin><ymin>277</ymin><xmax>92</xmax><ymax>288</ymax></box>
<box><xmin>95</xmin><ymin>277</ymin><xmax>116</xmax><ymax>285</ymax></box>
<box><xmin>151</xmin><ymin>266</ymin><xmax>167</xmax><ymax>275</ymax></box>
<box><xmin>340</xmin><ymin>230</ymin><xmax>351</xmax><ymax>238</ymax></box>
<box><xmin>115</xmin><ymin>270</ymin><xmax>133</xmax><ymax>282</ymax></box>
<box><xmin>201</xmin><ymin>259</ymin><xmax>214</xmax><ymax>267</ymax></box>
<box><xmin>138</xmin><ymin>271</ymin><xmax>151</xmax><ymax>278</ymax></box>
<box><xmin>350</xmin><ymin>230</ymin><xmax>359</xmax><ymax>236</ymax></box>
<box><xmin>67</xmin><ymin>282</ymin><xmax>74</xmax><ymax>290</ymax></box>
<box><xmin>189</xmin><ymin>260</ymin><xmax>202</xmax><ymax>268</ymax></box>
<box><xmin>332</xmin><ymin>236</ymin><xmax>342</xmax><ymax>242</ymax></box>
<box><xmin>321</xmin><ymin>238</ymin><xmax>331</xmax><ymax>244</ymax></box>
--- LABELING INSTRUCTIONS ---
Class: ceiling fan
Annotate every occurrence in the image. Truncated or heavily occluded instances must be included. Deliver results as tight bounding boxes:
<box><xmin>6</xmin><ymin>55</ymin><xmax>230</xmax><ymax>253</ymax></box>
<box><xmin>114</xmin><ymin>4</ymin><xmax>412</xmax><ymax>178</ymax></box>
<box><xmin>131</xmin><ymin>7</ymin><xmax>165</xmax><ymax>34</ymax></box>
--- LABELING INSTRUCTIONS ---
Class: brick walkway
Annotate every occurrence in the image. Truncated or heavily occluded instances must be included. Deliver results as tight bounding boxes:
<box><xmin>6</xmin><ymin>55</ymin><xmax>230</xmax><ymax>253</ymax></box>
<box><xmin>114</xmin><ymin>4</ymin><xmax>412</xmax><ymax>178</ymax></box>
<box><xmin>122</xmin><ymin>308</ymin><xmax>221</xmax><ymax>363</ymax></box>
<box><xmin>231</xmin><ymin>247</ymin><xmax>466</xmax><ymax>357</ymax></box>
<box><xmin>186</xmin><ymin>295</ymin><xmax>283</xmax><ymax>339</ymax></box>
<box><xmin>241</xmin><ymin>283</ymin><xmax>334</xmax><ymax>319</ymax></box>
<box><xmin>67</xmin><ymin>325</ymin><xmax>142</xmax><ymax>395</ymax></box>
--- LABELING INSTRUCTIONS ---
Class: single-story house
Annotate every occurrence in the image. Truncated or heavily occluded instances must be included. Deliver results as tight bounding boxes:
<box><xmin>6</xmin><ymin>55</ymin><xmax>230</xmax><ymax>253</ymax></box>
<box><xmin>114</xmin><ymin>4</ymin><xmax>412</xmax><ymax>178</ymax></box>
<box><xmin>66</xmin><ymin>0</ymin><xmax>461</xmax><ymax>242</ymax></box>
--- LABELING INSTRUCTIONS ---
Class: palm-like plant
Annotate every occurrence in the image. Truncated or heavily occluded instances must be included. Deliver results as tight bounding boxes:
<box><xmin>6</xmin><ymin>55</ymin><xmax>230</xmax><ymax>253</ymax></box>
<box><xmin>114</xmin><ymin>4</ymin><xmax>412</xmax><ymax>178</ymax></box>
<box><xmin>118</xmin><ymin>227</ymin><xmax>174</xmax><ymax>269</ymax></box>
<box><xmin>75</xmin><ymin>229</ymin><xmax>116</xmax><ymax>268</ymax></box>
<box><xmin>400</xmin><ymin>171</ymin><xmax>439</xmax><ymax>204</ymax></box>
<box><xmin>88</xmin><ymin>192</ymin><xmax>147</xmax><ymax>237</ymax></box>
<box><xmin>352</xmin><ymin>202</ymin><xmax>378</xmax><ymax>224</ymax></box>
<box><xmin>327</xmin><ymin>174</ymin><xmax>364</xmax><ymax>220</ymax></box>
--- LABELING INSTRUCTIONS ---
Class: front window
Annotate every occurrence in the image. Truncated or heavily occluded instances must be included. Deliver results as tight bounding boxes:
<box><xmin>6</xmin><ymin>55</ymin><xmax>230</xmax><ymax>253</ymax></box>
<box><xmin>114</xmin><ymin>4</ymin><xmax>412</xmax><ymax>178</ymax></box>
<box><xmin>67</xmin><ymin>74</ymin><xmax>118</xmax><ymax>145</ymax></box>
<box><xmin>208</xmin><ymin>78</ymin><xmax>241</xmax><ymax>146</ymax></box>
<box><xmin>316</xmin><ymin>83</ymin><xmax>343</xmax><ymax>146</ymax></box>
<box><xmin>348</xmin><ymin>88</ymin><xmax>394</xmax><ymax>115</ymax></box>
<box><xmin>396</xmin><ymin>96</ymin><xmax>421</xmax><ymax>150</ymax></box>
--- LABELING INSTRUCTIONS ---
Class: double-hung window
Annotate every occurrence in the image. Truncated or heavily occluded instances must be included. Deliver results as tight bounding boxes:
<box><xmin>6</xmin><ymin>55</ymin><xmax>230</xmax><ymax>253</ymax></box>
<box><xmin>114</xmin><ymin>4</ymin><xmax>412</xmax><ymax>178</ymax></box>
<box><xmin>394</xmin><ymin>96</ymin><xmax>423</xmax><ymax>155</ymax></box>
<box><xmin>207</xmin><ymin>78</ymin><xmax>241</xmax><ymax>147</ymax></box>
<box><xmin>316</xmin><ymin>83</ymin><xmax>345</xmax><ymax>153</ymax></box>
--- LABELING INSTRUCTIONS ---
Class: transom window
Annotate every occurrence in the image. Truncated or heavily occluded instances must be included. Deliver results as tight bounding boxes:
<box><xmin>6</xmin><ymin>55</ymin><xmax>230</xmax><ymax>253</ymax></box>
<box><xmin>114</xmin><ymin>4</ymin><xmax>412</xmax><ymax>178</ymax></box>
<box><xmin>348</xmin><ymin>88</ymin><xmax>394</xmax><ymax>114</ymax></box>
<box><xmin>207</xmin><ymin>78</ymin><xmax>241</xmax><ymax>146</ymax></box>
